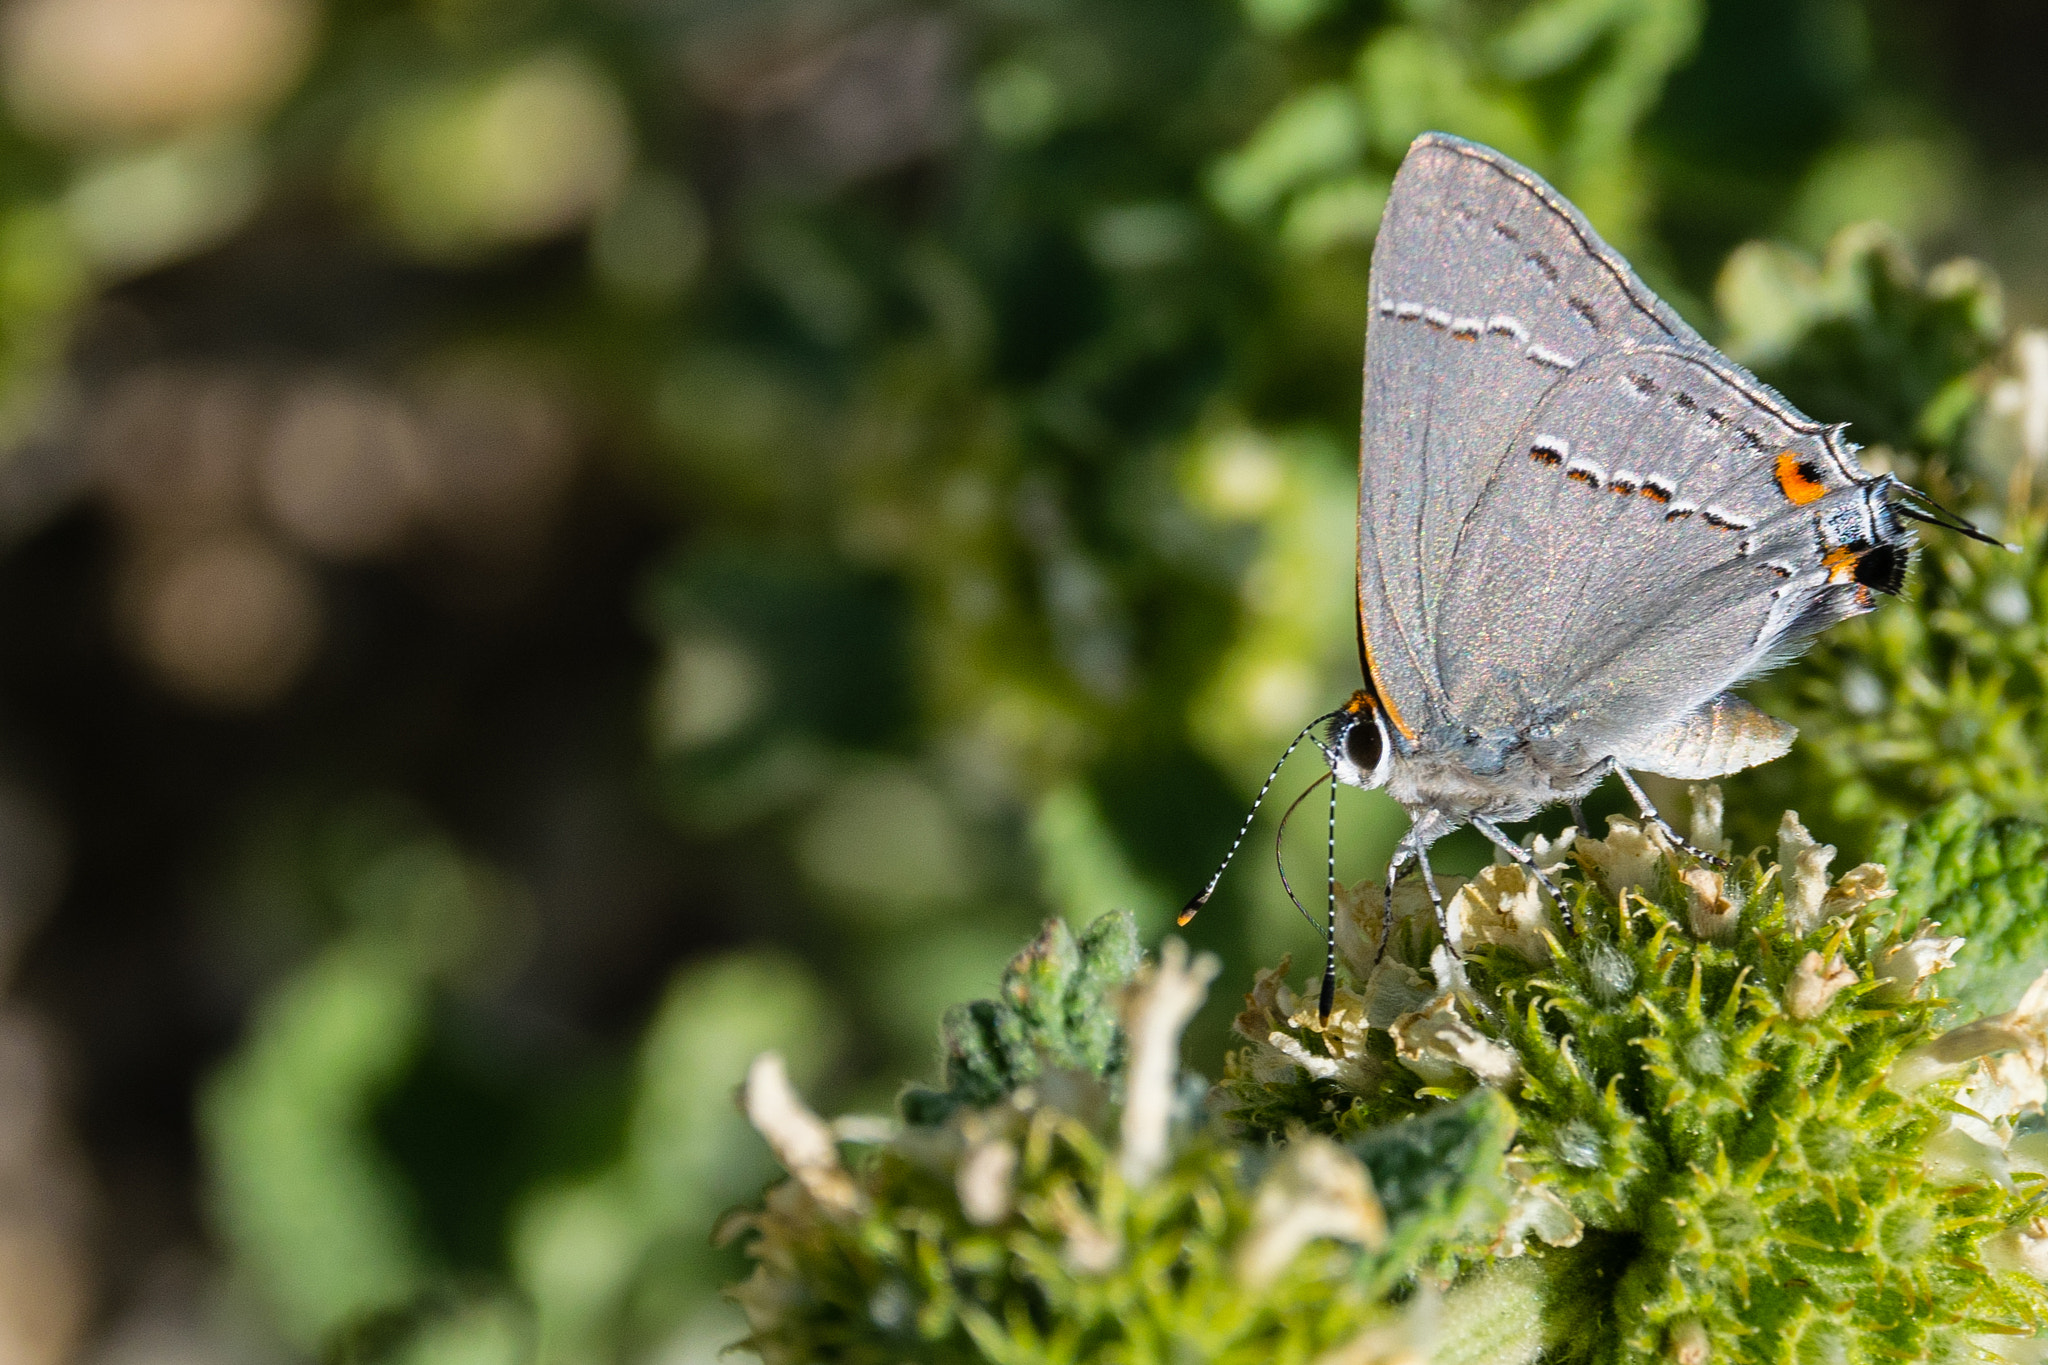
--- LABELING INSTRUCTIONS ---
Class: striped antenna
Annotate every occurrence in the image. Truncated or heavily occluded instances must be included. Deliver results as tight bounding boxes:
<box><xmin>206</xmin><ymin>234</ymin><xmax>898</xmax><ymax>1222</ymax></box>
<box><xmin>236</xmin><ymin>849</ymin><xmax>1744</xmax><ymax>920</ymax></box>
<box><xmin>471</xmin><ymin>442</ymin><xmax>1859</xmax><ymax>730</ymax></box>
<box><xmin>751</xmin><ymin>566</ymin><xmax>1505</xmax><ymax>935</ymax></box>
<box><xmin>1893</xmin><ymin>482</ymin><xmax>2021</xmax><ymax>551</ymax></box>
<box><xmin>1319</xmin><ymin>766</ymin><xmax>1338</xmax><ymax>1024</ymax></box>
<box><xmin>1177</xmin><ymin>711</ymin><xmax>1337</xmax><ymax>927</ymax></box>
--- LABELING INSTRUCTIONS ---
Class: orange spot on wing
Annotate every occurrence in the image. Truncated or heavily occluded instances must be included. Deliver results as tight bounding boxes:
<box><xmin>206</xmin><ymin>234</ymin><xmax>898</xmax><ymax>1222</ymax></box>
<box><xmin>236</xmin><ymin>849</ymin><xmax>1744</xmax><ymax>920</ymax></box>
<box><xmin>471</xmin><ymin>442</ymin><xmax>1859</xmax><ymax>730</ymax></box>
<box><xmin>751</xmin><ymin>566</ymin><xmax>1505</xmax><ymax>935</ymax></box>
<box><xmin>1775</xmin><ymin>451</ymin><xmax>1829</xmax><ymax>506</ymax></box>
<box><xmin>1822</xmin><ymin>546</ymin><xmax>1859</xmax><ymax>583</ymax></box>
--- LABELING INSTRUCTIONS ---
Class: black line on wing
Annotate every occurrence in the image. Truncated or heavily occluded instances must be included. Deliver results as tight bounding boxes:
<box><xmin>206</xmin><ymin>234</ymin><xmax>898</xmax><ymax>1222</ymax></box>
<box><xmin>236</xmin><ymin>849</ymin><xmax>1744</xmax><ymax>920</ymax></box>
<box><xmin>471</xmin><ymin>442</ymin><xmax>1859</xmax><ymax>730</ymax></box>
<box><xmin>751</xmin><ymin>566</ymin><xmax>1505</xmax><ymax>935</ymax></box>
<box><xmin>1421</xmin><ymin>134</ymin><xmax>1684</xmax><ymax>344</ymax></box>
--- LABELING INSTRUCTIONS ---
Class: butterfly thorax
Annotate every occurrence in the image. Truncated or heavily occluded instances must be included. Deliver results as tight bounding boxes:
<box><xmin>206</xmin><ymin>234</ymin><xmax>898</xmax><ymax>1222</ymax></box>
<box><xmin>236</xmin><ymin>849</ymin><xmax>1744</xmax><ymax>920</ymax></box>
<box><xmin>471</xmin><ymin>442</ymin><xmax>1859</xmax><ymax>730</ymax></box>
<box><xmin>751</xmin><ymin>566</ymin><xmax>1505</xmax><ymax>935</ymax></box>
<box><xmin>1379</xmin><ymin>730</ymin><xmax>1606</xmax><ymax>826</ymax></box>
<box><xmin>1325</xmin><ymin>689</ymin><xmax>1606</xmax><ymax>827</ymax></box>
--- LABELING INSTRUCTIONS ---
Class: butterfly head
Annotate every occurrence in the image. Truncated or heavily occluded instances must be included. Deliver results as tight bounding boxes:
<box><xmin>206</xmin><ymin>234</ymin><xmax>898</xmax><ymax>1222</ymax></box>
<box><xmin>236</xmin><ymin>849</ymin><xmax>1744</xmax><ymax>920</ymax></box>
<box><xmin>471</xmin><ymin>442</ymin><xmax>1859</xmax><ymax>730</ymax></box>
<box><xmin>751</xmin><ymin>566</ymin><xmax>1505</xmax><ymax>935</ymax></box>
<box><xmin>1325</xmin><ymin>689</ymin><xmax>1394</xmax><ymax>791</ymax></box>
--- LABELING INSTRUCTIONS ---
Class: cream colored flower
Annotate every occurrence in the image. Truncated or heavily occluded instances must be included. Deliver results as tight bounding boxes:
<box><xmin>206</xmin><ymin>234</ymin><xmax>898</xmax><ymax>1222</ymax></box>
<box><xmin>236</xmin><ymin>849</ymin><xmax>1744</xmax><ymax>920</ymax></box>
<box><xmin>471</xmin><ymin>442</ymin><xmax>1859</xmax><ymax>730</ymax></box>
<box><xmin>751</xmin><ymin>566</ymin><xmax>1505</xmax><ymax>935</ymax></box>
<box><xmin>1892</xmin><ymin>968</ymin><xmax>2044</xmax><ymax>1101</ymax></box>
<box><xmin>1577</xmin><ymin>817</ymin><xmax>1669</xmax><ymax>899</ymax></box>
<box><xmin>1685</xmin><ymin>782</ymin><xmax>1730</xmax><ymax>858</ymax></box>
<box><xmin>1515</xmin><ymin>826</ymin><xmax>1577</xmax><ymax>871</ymax></box>
<box><xmin>955</xmin><ymin>1132</ymin><xmax>1017</xmax><ymax>1226</ymax></box>
<box><xmin>1359</xmin><ymin>956</ymin><xmax>1436</xmax><ymax>1029</ymax></box>
<box><xmin>1785</xmin><ymin>950</ymin><xmax>1857</xmax><ymax>1020</ymax></box>
<box><xmin>1492</xmin><ymin>1154</ymin><xmax>1583</xmax><ymax>1257</ymax></box>
<box><xmin>1430</xmin><ymin>942</ymin><xmax>1474</xmax><ymax>1002</ymax></box>
<box><xmin>1390</xmin><ymin>992</ymin><xmax>1520</xmax><ymax>1086</ymax></box>
<box><xmin>1120</xmin><ymin>937</ymin><xmax>1219</xmax><ymax>1186</ymax></box>
<box><xmin>1232</xmin><ymin>955</ymin><xmax>1378</xmax><ymax>1090</ymax></box>
<box><xmin>1957</xmin><ymin>1051</ymin><xmax>2048</xmax><ymax>1133</ymax></box>
<box><xmin>1667</xmin><ymin>1319</ymin><xmax>1711</xmax><ymax>1365</ymax></box>
<box><xmin>741</xmin><ymin>1052</ymin><xmax>865</xmax><ymax>1217</ymax></box>
<box><xmin>1983</xmin><ymin>1216</ymin><xmax>2048</xmax><ymax>1281</ymax></box>
<box><xmin>1681</xmin><ymin>867</ymin><xmax>1738</xmax><ymax>941</ymax></box>
<box><xmin>1235</xmin><ymin>958</ymin><xmax>1299</xmax><ymax>1050</ymax></box>
<box><xmin>1447</xmin><ymin>863</ymin><xmax>1554</xmax><ymax>962</ymax></box>
<box><xmin>1778</xmin><ymin>811</ymin><xmax>1835</xmax><ymax>937</ymax></box>
<box><xmin>1335</xmin><ymin>874</ymin><xmax>1459</xmax><ymax>978</ymax></box>
<box><xmin>1255</xmin><ymin>1028</ymin><xmax>1344</xmax><ymax>1082</ymax></box>
<box><xmin>1235</xmin><ymin>1136</ymin><xmax>1388</xmax><ymax>1287</ymax></box>
<box><xmin>1047</xmin><ymin>1183</ymin><xmax>1121</xmax><ymax>1274</ymax></box>
<box><xmin>1869</xmin><ymin>923</ymin><xmax>1964</xmax><ymax>1004</ymax></box>
<box><xmin>1820</xmin><ymin>862</ymin><xmax>1895</xmax><ymax>920</ymax></box>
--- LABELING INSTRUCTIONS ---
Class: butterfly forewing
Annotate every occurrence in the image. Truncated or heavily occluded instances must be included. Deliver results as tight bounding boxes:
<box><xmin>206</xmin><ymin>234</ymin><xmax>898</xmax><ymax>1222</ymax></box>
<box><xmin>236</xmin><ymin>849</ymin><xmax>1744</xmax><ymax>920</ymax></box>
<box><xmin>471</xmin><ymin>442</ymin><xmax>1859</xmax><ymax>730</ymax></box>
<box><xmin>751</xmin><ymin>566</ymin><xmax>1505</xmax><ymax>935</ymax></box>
<box><xmin>1358</xmin><ymin>134</ymin><xmax>1700</xmax><ymax>742</ymax></box>
<box><xmin>1361</xmin><ymin>133</ymin><xmax>1896</xmax><ymax>767</ymax></box>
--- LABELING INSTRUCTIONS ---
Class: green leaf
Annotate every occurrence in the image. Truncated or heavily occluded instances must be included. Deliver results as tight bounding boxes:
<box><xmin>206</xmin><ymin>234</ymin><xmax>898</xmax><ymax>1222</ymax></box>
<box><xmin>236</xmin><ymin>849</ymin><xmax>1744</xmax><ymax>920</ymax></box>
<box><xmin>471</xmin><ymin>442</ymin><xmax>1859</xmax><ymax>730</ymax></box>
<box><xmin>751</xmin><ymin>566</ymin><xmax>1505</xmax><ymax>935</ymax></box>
<box><xmin>901</xmin><ymin>911</ymin><xmax>1141</xmax><ymax>1123</ymax></box>
<box><xmin>1874</xmin><ymin>796</ymin><xmax>2048</xmax><ymax>1015</ymax></box>
<box><xmin>1351</xmin><ymin>1089</ymin><xmax>1517</xmax><ymax>1292</ymax></box>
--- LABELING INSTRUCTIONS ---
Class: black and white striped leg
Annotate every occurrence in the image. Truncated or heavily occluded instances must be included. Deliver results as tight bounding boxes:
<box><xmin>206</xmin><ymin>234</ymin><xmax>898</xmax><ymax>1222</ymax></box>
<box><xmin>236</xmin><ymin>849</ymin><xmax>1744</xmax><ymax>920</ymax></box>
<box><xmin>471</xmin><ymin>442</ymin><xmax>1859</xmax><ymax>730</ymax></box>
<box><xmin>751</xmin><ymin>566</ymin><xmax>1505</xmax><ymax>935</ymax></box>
<box><xmin>1318</xmin><ymin>770</ymin><xmax>1338</xmax><ymax>1022</ymax></box>
<box><xmin>1471</xmin><ymin>815</ymin><xmax>1575</xmax><ymax>933</ymax></box>
<box><xmin>1376</xmin><ymin>837</ymin><xmax>1416</xmax><ymax>964</ymax></box>
<box><xmin>1416</xmin><ymin>846</ymin><xmax>1448</xmax><ymax>950</ymax></box>
<box><xmin>1614</xmin><ymin>765</ymin><xmax>1727</xmax><ymax>868</ymax></box>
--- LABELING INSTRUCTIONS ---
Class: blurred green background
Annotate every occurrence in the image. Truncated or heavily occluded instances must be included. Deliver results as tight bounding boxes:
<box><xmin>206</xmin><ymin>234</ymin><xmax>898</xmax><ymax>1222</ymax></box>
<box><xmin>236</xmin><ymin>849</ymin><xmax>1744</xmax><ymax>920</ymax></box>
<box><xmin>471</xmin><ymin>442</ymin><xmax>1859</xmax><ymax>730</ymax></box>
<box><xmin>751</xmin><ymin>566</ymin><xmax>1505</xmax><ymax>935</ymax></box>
<box><xmin>0</xmin><ymin>0</ymin><xmax>2041</xmax><ymax>1361</ymax></box>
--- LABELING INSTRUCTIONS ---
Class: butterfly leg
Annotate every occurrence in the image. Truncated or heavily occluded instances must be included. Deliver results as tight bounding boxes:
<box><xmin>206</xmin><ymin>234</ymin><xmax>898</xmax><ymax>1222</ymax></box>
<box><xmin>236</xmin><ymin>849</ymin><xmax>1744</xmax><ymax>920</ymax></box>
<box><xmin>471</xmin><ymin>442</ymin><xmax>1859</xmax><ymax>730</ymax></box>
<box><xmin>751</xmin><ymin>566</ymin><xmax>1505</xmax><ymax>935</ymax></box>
<box><xmin>1470</xmin><ymin>815</ymin><xmax>1574</xmax><ymax>933</ymax></box>
<box><xmin>1569</xmin><ymin>800</ymin><xmax>1588</xmax><ymax>833</ymax></box>
<box><xmin>1613</xmin><ymin>765</ymin><xmax>1728</xmax><ymax>868</ymax></box>
<box><xmin>1376</xmin><ymin>837</ymin><xmax>1417</xmax><ymax>963</ymax></box>
<box><xmin>1415</xmin><ymin>845</ymin><xmax>1448</xmax><ymax>950</ymax></box>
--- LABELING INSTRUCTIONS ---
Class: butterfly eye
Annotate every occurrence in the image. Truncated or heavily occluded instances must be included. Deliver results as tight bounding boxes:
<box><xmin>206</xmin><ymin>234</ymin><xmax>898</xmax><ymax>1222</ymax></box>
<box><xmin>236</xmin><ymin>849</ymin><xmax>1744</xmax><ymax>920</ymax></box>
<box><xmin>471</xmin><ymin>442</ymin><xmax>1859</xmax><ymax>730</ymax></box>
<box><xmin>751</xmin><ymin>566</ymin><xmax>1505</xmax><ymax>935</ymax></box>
<box><xmin>1344</xmin><ymin>711</ymin><xmax>1384</xmax><ymax>774</ymax></box>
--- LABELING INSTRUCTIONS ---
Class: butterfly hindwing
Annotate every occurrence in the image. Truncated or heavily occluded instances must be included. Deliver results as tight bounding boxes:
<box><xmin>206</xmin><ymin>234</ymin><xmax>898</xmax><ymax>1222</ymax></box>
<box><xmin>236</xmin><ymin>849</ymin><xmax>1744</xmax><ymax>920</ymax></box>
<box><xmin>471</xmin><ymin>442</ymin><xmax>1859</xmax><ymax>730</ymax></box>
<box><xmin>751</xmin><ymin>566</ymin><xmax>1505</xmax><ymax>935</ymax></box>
<box><xmin>1431</xmin><ymin>345</ymin><xmax>1898</xmax><ymax>763</ymax></box>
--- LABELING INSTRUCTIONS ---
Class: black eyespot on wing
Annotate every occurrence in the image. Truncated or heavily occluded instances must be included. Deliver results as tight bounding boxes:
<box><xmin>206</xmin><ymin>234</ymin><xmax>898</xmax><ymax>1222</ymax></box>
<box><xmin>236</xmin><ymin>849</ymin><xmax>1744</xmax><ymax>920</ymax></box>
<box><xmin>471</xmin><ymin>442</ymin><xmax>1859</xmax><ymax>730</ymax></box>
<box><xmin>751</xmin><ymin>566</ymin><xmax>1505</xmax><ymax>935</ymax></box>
<box><xmin>1853</xmin><ymin>541</ymin><xmax>1909</xmax><ymax>595</ymax></box>
<box><xmin>1343</xmin><ymin>712</ymin><xmax>1383</xmax><ymax>773</ymax></box>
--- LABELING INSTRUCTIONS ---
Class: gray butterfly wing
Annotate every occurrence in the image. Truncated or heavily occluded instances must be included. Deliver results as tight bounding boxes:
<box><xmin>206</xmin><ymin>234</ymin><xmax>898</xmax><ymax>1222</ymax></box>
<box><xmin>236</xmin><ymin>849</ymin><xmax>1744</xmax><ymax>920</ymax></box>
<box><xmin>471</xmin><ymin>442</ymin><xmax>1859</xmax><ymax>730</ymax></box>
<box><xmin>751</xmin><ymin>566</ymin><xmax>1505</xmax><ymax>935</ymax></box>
<box><xmin>1431</xmin><ymin>342</ymin><xmax>1905</xmax><ymax>768</ymax></box>
<box><xmin>1358</xmin><ymin>133</ymin><xmax>1703</xmax><ymax>745</ymax></box>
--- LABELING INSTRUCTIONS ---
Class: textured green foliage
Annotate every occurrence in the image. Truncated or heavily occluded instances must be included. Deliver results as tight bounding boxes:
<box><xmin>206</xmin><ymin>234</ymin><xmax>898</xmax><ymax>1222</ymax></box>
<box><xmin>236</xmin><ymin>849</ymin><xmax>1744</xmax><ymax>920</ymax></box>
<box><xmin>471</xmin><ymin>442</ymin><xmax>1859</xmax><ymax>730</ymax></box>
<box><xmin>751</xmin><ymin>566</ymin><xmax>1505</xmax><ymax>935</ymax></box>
<box><xmin>1876</xmin><ymin>798</ymin><xmax>2048</xmax><ymax>1017</ymax></box>
<box><xmin>734</xmin><ymin>803</ymin><xmax>2048</xmax><ymax>1364</ymax></box>
<box><xmin>1349</xmin><ymin>1091</ymin><xmax>1519</xmax><ymax>1294</ymax></box>
<box><xmin>1717</xmin><ymin>224</ymin><xmax>2004</xmax><ymax>452</ymax></box>
<box><xmin>729</xmin><ymin>1033</ymin><xmax>1535</xmax><ymax>1365</ymax></box>
<box><xmin>902</xmin><ymin>912</ymin><xmax>1142</xmax><ymax>1125</ymax></box>
<box><xmin>200</xmin><ymin>801</ymin><xmax>509</xmax><ymax>1347</ymax></box>
<box><xmin>1213</xmin><ymin>0</ymin><xmax>1701</xmax><ymax>252</ymax></box>
<box><xmin>1741</xmin><ymin>519</ymin><xmax>2048</xmax><ymax>849</ymax></box>
<box><xmin>1718</xmin><ymin>227</ymin><xmax>2045</xmax><ymax>851</ymax></box>
<box><xmin>1225</xmin><ymin>817</ymin><xmax>2048</xmax><ymax>1364</ymax></box>
<box><xmin>201</xmin><ymin>801</ymin><xmax>839</xmax><ymax>1363</ymax></box>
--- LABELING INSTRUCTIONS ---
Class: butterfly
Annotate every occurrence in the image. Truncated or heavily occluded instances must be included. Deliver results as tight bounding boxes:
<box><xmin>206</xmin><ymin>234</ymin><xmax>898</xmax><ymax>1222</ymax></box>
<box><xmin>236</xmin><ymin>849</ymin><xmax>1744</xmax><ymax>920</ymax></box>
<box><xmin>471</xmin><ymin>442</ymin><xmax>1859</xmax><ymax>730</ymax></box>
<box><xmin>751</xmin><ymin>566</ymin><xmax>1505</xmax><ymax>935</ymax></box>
<box><xmin>1184</xmin><ymin>133</ymin><xmax>2007</xmax><ymax>1019</ymax></box>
